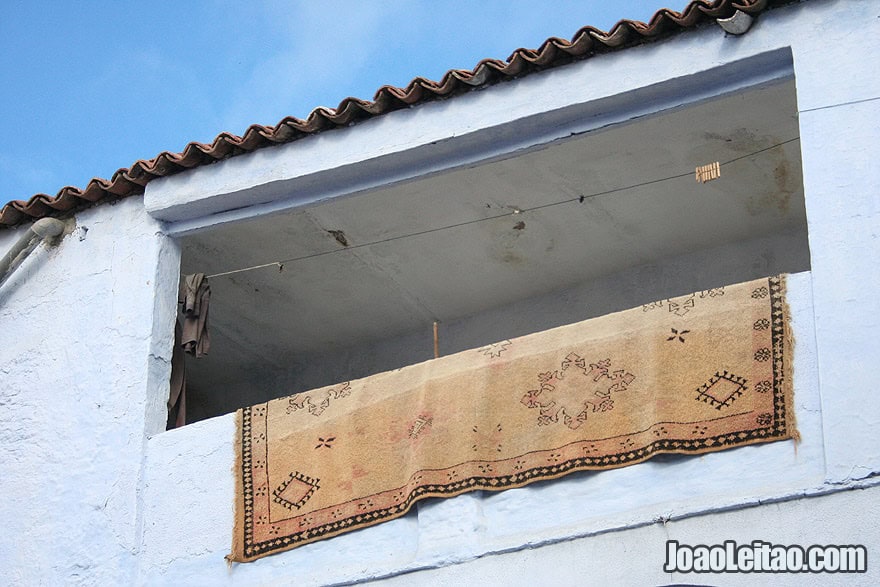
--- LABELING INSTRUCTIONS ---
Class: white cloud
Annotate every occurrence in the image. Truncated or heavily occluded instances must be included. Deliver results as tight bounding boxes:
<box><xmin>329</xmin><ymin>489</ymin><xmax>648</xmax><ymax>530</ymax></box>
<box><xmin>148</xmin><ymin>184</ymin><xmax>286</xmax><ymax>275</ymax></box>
<box><xmin>220</xmin><ymin>0</ymin><xmax>415</xmax><ymax>133</ymax></box>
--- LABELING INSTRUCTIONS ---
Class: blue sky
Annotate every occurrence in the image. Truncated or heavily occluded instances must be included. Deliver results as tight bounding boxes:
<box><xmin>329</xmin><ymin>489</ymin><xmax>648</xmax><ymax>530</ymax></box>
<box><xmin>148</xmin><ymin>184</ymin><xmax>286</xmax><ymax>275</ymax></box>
<box><xmin>0</xmin><ymin>1</ymin><xmax>688</xmax><ymax>203</ymax></box>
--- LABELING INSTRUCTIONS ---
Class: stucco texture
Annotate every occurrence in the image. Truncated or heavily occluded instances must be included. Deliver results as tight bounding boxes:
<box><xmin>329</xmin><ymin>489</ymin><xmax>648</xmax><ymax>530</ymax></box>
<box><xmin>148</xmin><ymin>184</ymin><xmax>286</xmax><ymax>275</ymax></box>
<box><xmin>0</xmin><ymin>197</ymin><xmax>175</xmax><ymax>585</ymax></box>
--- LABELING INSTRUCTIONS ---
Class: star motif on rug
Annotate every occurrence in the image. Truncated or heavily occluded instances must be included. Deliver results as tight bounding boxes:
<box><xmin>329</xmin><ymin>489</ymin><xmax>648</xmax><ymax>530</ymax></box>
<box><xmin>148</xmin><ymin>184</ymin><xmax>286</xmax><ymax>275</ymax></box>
<box><xmin>478</xmin><ymin>340</ymin><xmax>512</xmax><ymax>358</ymax></box>
<box><xmin>667</xmin><ymin>328</ymin><xmax>690</xmax><ymax>343</ymax></box>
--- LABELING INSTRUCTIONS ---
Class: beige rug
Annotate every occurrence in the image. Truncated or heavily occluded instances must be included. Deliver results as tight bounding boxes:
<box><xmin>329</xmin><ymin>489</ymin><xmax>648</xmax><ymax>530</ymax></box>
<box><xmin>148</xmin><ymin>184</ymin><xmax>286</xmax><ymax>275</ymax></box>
<box><xmin>230</xmin><ymin>275</ymin><xmax>796</xmax><ymax>562</ymax></box>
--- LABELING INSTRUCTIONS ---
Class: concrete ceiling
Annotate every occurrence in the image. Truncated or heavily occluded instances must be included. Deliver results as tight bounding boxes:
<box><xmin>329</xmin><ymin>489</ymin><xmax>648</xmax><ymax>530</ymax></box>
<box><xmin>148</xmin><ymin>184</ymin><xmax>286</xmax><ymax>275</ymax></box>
<box><xmin>180</xmin><ymin>78</ymin><xmax>805</xmax><ymax>412</ymax></box>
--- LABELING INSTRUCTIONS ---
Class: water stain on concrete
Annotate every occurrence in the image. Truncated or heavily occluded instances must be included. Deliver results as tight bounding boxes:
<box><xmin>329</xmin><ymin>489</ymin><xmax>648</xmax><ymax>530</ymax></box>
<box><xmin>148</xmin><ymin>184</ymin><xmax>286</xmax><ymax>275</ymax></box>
<box><xmin>747</xmin><ymin>158</ymin><xmax>797</xmax><ymax>216</ymax></box>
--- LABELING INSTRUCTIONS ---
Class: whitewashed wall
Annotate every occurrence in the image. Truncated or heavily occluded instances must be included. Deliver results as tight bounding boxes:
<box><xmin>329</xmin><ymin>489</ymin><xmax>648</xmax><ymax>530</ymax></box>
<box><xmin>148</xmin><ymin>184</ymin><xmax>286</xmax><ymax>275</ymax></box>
<box><xmin>2</xmin><ymin>0</ymin><xmax>879</xmax><ymax>585</ymax></box>
<box><xmin>0</xmin><ymin>197</ymin><xmax>178</xmax><ymax>585</ymax></box>
<box><xmin>369</xmin><ymin>485</ymin><xmax>880</xmax><ymax>587</ymax></box>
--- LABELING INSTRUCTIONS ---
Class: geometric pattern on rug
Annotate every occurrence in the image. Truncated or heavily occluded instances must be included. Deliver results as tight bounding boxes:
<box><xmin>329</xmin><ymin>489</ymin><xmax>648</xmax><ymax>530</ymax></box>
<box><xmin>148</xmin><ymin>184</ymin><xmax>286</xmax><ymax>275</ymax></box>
<box><xmin>272</xmin><ymin>471</ymin><xmax>320</xmax><ymax>510</ymax></box>
<box><xmin>695</xmin><ymin>370</ymin><xmax>748</xmax><ymax>409</ymax></box>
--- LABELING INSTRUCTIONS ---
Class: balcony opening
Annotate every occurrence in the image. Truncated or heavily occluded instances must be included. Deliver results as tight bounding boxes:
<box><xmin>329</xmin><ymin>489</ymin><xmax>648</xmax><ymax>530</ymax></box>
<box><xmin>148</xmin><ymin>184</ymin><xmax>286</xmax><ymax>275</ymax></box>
<box><xmin>177</xmin><ymin>75</ymin><xmax>809</xmax><ymax>424</ymax></box>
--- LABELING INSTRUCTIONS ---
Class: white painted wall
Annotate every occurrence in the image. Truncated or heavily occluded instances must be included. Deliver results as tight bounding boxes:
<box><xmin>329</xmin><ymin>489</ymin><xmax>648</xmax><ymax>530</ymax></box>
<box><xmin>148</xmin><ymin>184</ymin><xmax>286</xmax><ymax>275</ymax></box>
<box><xmin>0</xmin><ymin>197</ymin><xmax>178</xmax><ymax>585</ymax></box>
<box><xmin>2</xmin><ymin>1</ymin><xmax>879</xmax><ymax>585</ymax></box>
<box><xmin>370</xmin><ymin>485</ymin><xmax>880</xmax><ymax>587</ymax></box>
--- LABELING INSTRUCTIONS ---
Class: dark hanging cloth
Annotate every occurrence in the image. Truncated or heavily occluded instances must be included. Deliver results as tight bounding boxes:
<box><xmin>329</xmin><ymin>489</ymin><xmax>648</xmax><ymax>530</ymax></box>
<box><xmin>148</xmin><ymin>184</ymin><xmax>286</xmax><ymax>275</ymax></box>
<box><xmin>168</xmin><ymin>273</ymin><xmax>211</xmax><ymax>429</ymax></box>
<box><xmin>168</xmin><ymin>320</ymin><xmax>187</xmax><ymax>429</ymax></box>
<box><xmin>180</xmin><ymin>273</ymin><xmax>211</xmax><ymax>358</ymax></box>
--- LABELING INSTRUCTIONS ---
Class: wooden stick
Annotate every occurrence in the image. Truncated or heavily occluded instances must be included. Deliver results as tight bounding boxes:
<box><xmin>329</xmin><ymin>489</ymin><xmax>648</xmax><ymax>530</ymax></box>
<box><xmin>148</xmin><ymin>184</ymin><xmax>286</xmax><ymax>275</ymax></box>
<box><xmin>433</xmin><ymin>321</ymin><xmax>439</xmax><ymax>359</ymax></box>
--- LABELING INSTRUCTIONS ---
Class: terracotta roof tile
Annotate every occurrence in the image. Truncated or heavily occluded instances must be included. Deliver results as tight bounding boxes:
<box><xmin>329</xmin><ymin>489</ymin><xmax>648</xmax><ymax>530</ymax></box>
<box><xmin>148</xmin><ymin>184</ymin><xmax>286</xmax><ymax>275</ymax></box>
<box><xmin>0</xmin><ymin>0</ymin><xmax>780</xmax><ymax>228</ymax></box>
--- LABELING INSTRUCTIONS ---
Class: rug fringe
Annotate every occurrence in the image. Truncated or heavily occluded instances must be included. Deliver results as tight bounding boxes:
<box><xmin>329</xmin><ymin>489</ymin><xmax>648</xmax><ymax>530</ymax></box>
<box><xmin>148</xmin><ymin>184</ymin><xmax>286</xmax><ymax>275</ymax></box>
<box><xmin>229</xmin><ymin>409</ymin><xmax>245</xmax><ymax>563</ymax></box>
<box><xmin>779</xmin><ymin>274</ymin><xmax>800</xmax><ymax>447</ymax></box>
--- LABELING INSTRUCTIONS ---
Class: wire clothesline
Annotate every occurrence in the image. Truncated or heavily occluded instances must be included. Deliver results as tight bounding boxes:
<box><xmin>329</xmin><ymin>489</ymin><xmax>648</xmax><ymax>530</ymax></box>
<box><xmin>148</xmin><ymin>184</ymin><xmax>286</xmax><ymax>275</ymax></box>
<box><xmin>205</xmin><ymin>136</ymin><xmax>801</xmax><ymax>280</ymax></box>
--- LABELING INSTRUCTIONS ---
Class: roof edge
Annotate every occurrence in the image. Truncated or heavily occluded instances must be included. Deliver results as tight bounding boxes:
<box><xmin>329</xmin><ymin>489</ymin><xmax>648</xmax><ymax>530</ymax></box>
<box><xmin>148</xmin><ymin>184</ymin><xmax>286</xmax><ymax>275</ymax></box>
<box><xmin>0</xmin><ymin>0</ymin><xmax>787</xmax><ymax>228</ymax></box>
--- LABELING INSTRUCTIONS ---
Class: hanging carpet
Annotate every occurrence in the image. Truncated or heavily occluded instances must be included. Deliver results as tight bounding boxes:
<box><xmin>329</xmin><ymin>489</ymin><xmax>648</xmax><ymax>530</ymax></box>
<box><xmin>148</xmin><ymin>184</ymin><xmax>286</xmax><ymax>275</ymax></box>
<box><xmin>230</xmin><ymin>275</ymin><xmax>796</xmax><ymax>562</ymax></box>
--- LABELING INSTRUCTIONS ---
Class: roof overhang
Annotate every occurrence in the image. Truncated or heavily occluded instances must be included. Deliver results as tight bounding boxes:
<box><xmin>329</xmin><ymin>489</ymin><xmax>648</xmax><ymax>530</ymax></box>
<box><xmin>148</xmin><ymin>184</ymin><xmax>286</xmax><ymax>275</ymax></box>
<box><xmin>150</xmin><ymin>46</ymin><xmax>796</xmax><ymax>234</ymax></box>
